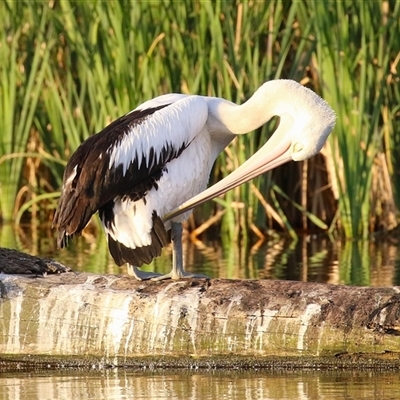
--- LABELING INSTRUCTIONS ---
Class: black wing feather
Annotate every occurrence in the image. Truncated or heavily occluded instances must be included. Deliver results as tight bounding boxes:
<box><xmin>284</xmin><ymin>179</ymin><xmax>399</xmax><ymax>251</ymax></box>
<box><xmin>53</xmin><ymin>104</ymin><xmax>188</xmax><ymax>248</ymax></box>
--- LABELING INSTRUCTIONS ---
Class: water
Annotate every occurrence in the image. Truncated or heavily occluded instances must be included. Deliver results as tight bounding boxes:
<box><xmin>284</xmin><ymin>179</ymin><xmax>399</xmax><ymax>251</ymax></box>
<box><xmin>1</xmin><ymin>223</ymin><xmax>399</xmax><ymax>286</ymax></box>
<box><xmin>1</xmin><ymin>224</ymin><xmax>400</xmax><ymax>399</ymax></box>
<box><xmin>1</xmin><ymin>369</ymin><xmax>400</xmax><ymax>400</ymax></box>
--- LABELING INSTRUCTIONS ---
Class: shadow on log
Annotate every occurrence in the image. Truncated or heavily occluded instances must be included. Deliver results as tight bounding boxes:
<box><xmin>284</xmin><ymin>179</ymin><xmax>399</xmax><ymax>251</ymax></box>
<box><xmin>1</xmin><ymin>247</ymin><xmax>400</xmax><ymax>370</ymax></box>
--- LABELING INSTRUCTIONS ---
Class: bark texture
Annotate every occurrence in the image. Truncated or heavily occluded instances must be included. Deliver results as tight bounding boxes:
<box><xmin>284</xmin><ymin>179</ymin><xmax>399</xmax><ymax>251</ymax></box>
<box><xmin>1</xmin><ymin>262</ymin><xmax>400</xmax><ymax>370</ymax></box>
<box><xmin>1</xmin><ymin>247</ymin><xmax>400</xmax><ymax>369</ymax></box>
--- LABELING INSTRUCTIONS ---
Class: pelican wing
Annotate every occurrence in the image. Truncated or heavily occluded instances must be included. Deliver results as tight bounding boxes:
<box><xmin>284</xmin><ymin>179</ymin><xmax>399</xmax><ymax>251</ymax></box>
<box><xmin>53</xmin><ymin>95</ymin><xmax>209</xmax><ymax>248</ymax></box>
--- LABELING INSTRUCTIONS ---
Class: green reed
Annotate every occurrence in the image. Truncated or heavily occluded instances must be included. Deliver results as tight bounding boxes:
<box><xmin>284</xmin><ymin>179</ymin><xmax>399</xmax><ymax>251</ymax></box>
<box><xmin>0</xmin><ymin>3</ymin><xmax>53</xmax><ymax>221</ymax></box>
<box><xmin>311</xmin><ymin>0</ymin><xmax>400</xmax><ymax>238</ymax></box>
<box><xmin>0</xmin><ymin>0</ymin><xmax>399</xmax><ymax>242</ymax></box>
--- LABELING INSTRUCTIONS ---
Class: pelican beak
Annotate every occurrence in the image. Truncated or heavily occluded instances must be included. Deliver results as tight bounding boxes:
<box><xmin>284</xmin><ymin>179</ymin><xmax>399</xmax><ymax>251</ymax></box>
<box><xmin>164</xmin><ymin>126</ymin><xmax>293</xmax><ymax>222</ymax></box>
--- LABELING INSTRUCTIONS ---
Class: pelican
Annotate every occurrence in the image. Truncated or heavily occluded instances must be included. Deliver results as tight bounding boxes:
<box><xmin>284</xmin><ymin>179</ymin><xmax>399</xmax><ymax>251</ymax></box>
<box><xmin>53</xmin><ymin>79</ymin><xmax>336</xmax><ymax>281</ymax></box>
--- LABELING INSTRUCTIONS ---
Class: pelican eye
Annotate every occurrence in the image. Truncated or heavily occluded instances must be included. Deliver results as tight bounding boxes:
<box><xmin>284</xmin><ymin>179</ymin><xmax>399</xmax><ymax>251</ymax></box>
<box><xmin>292</xmin><ymin>142</ymin><xmax>304</xmax><ymax>153</ymax></box>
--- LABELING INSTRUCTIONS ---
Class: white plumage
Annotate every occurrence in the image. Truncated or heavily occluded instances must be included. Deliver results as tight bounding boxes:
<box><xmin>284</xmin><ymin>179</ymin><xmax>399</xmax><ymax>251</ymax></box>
<box><xmin>108</xmin><ymin>96</ymin><xmax>208</xmax><ymax>174</ymax></box>
<box><xmin>53</xmin><ymin>79</ymin><xmax>336</xmax><ymax>280</ymax></box>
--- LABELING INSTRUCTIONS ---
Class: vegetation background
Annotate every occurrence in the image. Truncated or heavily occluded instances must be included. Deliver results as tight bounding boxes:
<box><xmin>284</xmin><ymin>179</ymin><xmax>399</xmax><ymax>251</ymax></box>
<box><xmin>0</xmin><ymin>0</ymin><xmax>399</xmax><ymax>257</ymax></box>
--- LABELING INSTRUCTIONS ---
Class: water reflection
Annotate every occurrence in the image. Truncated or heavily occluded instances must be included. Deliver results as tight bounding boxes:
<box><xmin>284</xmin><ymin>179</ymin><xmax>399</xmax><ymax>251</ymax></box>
<box><xmin>1</xmin><ymin>223</ymin><xmax>399</xmax><ymax>286</ymax></box>
<box><xmin>1</xmin><ymin>370</ymin><xmax>400</xmax><ymax>400</ymax></box>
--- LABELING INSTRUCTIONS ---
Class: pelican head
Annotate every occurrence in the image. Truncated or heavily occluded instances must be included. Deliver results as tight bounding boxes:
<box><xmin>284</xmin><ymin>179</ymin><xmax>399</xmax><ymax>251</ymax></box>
<box><xmin>164</xmin><ymin>80</ymin><xmax>336</xmax><ymax>222</ymax></box>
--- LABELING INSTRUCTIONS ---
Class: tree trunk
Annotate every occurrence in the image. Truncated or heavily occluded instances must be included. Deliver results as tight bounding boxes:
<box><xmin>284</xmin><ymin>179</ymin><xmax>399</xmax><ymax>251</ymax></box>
<box><xmin>1</xmin><ymin>258</ymin><xmax>400</xmax><ymax>370</ymax></box>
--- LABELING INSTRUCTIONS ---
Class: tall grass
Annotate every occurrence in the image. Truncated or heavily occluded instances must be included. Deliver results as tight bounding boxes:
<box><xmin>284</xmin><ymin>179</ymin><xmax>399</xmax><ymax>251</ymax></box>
<box><xmin>0</xmin><ymin>0</ymin><xmax>399</xmax><ymax>242</ymax></box>
<box><xmin>311</xmin><ymin>0</ymin><xmax>400</xmax><ymax>238</ymax></box>
<box><xmin>0</xmin><ymin>3</ymin><xmax>53</xmax><ymax>221</ymax></box>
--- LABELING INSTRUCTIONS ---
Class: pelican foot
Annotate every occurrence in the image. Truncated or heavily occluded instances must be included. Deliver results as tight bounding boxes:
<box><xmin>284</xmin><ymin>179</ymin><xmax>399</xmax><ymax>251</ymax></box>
<box><xmin>151</xmin><ymin>271</ymin><xmax>209</xmax><ymax>281</ymax></box>
<box><xmin>126</xmin><ymin>265</ymin><xmax>162</xmax><ymax>281</ymax></box>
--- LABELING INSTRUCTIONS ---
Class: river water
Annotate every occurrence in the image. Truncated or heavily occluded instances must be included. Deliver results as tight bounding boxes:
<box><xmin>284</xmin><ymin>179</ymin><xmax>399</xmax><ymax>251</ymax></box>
<box><xmin>1</xmin><ymin>223</ymin><xmax>399</xmax><ymax>286</ymax></box>
<box><xmin>1</xmin><ymin>369</ymin><xmax>400</xmax><ymax>400</ymax></box>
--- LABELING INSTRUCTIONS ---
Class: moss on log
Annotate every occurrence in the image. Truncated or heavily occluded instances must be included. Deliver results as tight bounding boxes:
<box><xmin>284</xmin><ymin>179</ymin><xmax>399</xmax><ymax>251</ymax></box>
<box><xmin>1</xmin><ymin>256</ymin><xmax>400</xmax><ymax>370</ymax></box>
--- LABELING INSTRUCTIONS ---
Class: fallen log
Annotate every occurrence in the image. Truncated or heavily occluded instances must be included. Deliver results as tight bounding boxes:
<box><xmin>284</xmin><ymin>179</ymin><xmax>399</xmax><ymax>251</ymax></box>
<box><xmin>1</xmin><ymin>248</ymin><xmax>400</xmax><ymax>370</ymax></box>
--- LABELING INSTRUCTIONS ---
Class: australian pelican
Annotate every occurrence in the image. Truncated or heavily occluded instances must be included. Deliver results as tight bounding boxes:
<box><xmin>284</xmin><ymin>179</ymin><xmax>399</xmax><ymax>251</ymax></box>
<box><xmin>53</xmin><ymin>79</ymin><xmax>336</xmax><ymax>280</ymax></box>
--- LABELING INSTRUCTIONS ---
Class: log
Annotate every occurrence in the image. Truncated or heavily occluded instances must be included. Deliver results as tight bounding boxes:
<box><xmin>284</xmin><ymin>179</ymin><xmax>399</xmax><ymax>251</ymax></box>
<box><xmin>1</xmin><ymin>248</ymin><xmax>400</xmax><ymax>370</ymax></box>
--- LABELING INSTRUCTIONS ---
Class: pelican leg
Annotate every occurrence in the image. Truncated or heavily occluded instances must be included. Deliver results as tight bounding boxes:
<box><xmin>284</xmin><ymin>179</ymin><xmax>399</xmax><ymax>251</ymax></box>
<box><xmin>151</xmin><ymin>222</ymin><xmax>209</xmax><ymax>281</ymax></box>
<box><xmin>126</xmin><ymin>264</ymin><xmax>162</xmax><ymax>281</ymax></box>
